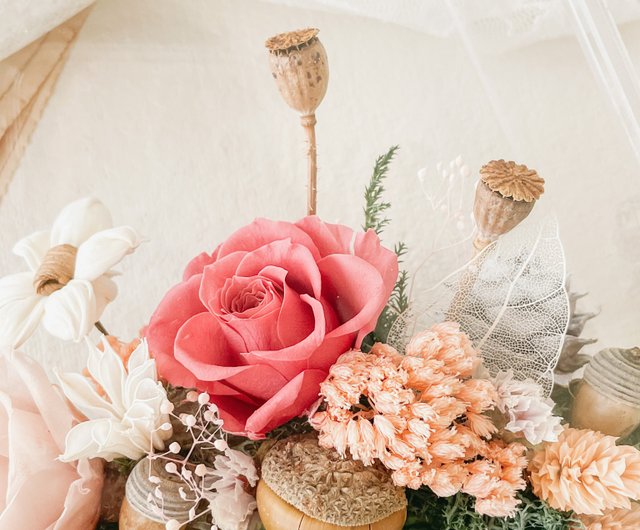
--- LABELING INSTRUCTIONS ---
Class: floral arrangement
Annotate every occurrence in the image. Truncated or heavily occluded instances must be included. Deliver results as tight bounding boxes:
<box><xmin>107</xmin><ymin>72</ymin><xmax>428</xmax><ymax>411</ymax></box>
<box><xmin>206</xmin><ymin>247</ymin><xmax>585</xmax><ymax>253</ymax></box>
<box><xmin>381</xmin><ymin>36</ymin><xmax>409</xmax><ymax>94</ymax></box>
<box><xmin>0</xmin><ymin>26</ymin><xmax>639</xmax><ymax>530</ymax></box>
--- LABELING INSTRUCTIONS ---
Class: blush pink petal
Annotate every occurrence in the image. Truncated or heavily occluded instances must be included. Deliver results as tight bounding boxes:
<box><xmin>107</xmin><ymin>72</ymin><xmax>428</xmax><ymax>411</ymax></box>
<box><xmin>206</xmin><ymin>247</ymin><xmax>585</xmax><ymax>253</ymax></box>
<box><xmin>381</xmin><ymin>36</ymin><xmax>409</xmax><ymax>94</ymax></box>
<box><xmin>147</xmin><ymin>274</ymin><xmax>206</xmax><ymax>388</ymax></box>
<box><xmin>217</xmin><ymin>219</ymin><xmax>320</xmax><ymax>261</ymax></box>
<box><xmin>318</xmin><ymin>254</ymin><xmax>389</xmax><ymax>344</ymax></box>
<box><xmin>297</xmin><ymin>216</ymin><xmax>398</xmax><ymax>298</ymax></box>
<box><xmin>183</xmin><ymin>244</ymin><xmax>221</xmax><ymax>280</ymax></box>
<box><xmin>277</xmin><ymin>281</ymin><xmax>316</xmax><ymax>348</ymax></box>
<box><xmin>174</xmin><ymin>313</ymin><xmax>248</xmax><ymax>380</ymax></box>
<box><xmin>0</xmin><ymin>352</ymin><xmax>103</xmax><ymax>530</ymax></box>
<box><xmin>199</xmin><ymin>252</ymin><xmax>247</xmax><ymax>312</ymax></box>
<box><xmin>241</xmin><ymin>294</ymin><xmax>326</xmax><ymax>366</ymax></box>
<box><xmin>235</xmin><ymin>240</ymin><xmax>321</xmax><ymax>298</ymax></box>
<box><xmin>243</xmin><ymin>369</ymin><xmax>327</xmax><ymax>438</ymax></box>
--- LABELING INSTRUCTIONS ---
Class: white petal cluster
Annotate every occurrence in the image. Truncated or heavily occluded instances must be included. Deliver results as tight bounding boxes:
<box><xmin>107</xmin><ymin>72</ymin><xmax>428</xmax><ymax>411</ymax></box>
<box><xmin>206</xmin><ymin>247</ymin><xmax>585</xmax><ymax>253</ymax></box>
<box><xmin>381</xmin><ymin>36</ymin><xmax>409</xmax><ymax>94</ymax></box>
<box><xmin>0</xmin><ymin>197</ymin><xmax>142</xmax><ymax>348</ymax></box>
<box><xmin>205</xmin><ymin>449</ymin><xmax>259</xmax><ymax>530</ymax></box>
<box><xmin>492</xmin><ymin>370</ymin><xmax>563</xmax><ymax>445</ymax></box>
<box><xmin>59</xmin><ymin>338</ymin><xmax>173</xmax><ymax>462</ymax></box>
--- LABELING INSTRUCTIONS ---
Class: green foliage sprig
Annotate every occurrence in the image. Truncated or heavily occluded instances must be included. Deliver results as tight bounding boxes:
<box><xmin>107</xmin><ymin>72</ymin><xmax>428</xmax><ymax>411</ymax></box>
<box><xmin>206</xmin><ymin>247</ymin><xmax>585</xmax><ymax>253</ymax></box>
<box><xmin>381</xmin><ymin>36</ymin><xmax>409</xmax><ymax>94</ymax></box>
<box><xmin>404</xmin><ymin>488</ymin><xmax>582</xmax><ymax>530</ymax></box>
<box><xmin>363</xmin><ymin>145</ymin><xmax>399</xmax><ymax>234</ymax></box>
<box><xmin>361</xmin><ymin>146</ymin><xmax>411</xmax><ymax>345</ymax></box>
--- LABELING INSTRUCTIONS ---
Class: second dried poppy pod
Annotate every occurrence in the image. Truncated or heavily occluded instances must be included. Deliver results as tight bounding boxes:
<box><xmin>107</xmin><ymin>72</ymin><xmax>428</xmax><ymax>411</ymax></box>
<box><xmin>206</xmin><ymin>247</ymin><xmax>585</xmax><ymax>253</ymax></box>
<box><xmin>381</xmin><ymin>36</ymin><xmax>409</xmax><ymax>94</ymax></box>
<box><xmin>473</xmin><ymin>159</ymin><xmax>545</xmax><ymax>252</ymax></box>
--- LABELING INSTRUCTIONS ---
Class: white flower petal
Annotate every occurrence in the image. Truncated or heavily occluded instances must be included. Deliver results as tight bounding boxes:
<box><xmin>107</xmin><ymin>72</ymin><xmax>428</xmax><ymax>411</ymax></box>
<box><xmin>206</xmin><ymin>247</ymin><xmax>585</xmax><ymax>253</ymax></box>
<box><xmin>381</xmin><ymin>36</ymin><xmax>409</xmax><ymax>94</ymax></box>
<box><xmin>57</xmin><ymin>371</ymin><xmax>118</xmax><ymax>419</ymax></box>
<box><xmin>88</xmin><ymin>339</ymin><xmax>127</xmax><ymax>411</ymax></box>
<box><xmin>92</xmin><ymin>274</ymin><xmax>118</xmax><ymax>317</ymax></box>
<box><xmin>74</xmin><ymin>226</ymin><xmax>142</xmax><ymax>281</ymax></box>
<box><xmin>127</xmin><ymin>339</ymin><xmax>150</xmax><ymax>373</ymax></box>
<box><xmin>50</xmin><ymin>197</ymin><xmax>113</xmax><ymax>247</ymax></box>
<box><xmin>12</xmin><ymin>230</ymin><xmax>50</xmax><ymax>271</ymax></box>
<box><xmin>42</xmin><ymin>280</ymin><xmax>97</xmax><ymax>342</ymax></box>
<box><xmin>61</xmin><ymin>418</ymin><xmax>142</xmax><ymax>462</ymax></box>
<box><xmin>0</xmin><ymin>272</ymin><xmax>43</xmax><ymax>348</ymax></box>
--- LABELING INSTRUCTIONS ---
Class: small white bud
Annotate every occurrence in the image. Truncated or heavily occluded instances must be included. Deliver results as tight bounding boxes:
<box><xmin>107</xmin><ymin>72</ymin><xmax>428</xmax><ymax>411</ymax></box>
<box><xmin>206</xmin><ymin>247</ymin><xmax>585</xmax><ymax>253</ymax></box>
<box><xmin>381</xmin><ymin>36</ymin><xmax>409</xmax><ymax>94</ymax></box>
<box><xmin>165</xmin><ymin>462</ymin><xmax>178</xmax><ymax>474</ymax></box>
<box><xmin>195</xmin><ymin>464</ymin><xmax>207</xmax><ymax>477</ymax></box>
<box><xmin>166</xmin><ymin>520</ymin><xmax>181</xmax><ymax>530</ymax></box>
<box><xmin>160</xmin><ymin>401</ymin><xmax>174</xmax><ymax>414</ymax></box>
<box><xmin>182</xmin><ymin>414</ymin><xmax>197</xmax><ymax>428</ymax></box>
<box><xmin>198</xmin><ymin>393</ymin><xmax>210</xmax><ymax>405</ymax></box>
<box><xmin>186</xmin><ymin>391</ymin><xmax>199</xmax><ymax>402</ymax></box>
<box><xmin>213</xmin><ymin>439</ymin><xmax>228</xmax><ymax>451</ymax></box>
<box><xmin>169</xmin><ymin>442</ymin><xmax>181</xmax><ymax>454</ymax></box>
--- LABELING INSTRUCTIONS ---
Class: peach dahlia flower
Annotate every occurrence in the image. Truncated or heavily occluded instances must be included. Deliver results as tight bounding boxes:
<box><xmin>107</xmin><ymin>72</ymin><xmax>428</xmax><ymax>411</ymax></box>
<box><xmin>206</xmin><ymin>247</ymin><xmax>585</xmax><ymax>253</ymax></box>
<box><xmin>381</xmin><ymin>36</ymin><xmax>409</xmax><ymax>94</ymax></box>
<box><xmin>579</xmin><ymin>504</ymin><xmax>640</xmax><ymax>530</ymax></box>
<box><xmin>530</xmin><ymin>428</ymin><xmax>640</xmax><ymax>515</ymax></box>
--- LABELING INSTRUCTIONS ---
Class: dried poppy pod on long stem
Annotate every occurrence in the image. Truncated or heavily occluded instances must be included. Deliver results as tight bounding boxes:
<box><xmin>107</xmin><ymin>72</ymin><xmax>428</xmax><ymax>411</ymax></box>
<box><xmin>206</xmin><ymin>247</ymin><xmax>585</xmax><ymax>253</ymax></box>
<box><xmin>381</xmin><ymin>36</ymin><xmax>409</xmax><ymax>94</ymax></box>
<box><xmin>266</xmin><ymin>28</ymin><xmax>329</xmax><ymax>216</ymax></box>
<box><xmin>473</xmin><ymin>159</ymin><xmax>545</xmax><ymax>252</ymax></box>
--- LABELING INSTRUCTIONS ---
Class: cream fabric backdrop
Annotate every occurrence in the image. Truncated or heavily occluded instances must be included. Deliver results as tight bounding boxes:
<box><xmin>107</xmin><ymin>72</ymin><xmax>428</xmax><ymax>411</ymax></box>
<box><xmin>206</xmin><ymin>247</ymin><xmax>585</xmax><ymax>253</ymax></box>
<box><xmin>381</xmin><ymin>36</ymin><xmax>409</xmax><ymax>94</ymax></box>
<box><xmin>0</xmin><ymin>0</ymin><xmax>638</xmax><ymax>373</ymax></box>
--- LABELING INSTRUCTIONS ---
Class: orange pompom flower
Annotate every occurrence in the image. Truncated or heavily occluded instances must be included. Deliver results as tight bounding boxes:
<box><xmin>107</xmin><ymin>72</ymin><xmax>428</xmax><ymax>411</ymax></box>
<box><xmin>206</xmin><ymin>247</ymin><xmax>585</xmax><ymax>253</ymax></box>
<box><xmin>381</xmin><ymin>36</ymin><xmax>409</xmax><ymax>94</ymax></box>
<box><xmin>310</xmin><ymin>322</ymin><xmax>528</xmax><ymax>517</ymax></box>
<box><xmin>530</xmin><ymin>428</ymin><xmax>640</xmax><ymax>515</ymax></box>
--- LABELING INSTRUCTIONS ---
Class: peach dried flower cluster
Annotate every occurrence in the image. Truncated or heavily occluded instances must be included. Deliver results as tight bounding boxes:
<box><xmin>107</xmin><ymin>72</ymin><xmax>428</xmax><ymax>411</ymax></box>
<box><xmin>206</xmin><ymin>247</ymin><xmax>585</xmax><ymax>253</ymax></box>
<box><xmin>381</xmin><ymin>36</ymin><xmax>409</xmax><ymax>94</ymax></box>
<box><xmin>310</xmin><ymin>322</ymin><xmax>527</xmax><ymax>517</ymax></box>
<box><xmin>530</xmin><ymin>428</ymin><xmax>640</xmax><ymax>515</ymax></box>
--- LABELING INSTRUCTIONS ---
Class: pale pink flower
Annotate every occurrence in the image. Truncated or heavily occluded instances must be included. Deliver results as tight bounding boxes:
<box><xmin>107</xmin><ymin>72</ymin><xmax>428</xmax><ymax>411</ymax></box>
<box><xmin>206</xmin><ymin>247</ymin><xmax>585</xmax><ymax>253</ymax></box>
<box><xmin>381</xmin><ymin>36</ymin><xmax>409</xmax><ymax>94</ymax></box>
<box><xmin>492</xmin><ymin>370</ymin><xmax>562</xmax><ymax>445</ymax></box>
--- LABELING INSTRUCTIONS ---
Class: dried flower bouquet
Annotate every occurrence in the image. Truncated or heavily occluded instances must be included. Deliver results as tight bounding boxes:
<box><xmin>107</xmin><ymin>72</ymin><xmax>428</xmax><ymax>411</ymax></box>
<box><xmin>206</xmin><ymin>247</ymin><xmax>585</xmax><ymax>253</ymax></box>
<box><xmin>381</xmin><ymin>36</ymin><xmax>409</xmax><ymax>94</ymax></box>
<box><xmin>0</xmin><ymin>27</ymin><xmax>638</xmax><ymax>530</ymax></box>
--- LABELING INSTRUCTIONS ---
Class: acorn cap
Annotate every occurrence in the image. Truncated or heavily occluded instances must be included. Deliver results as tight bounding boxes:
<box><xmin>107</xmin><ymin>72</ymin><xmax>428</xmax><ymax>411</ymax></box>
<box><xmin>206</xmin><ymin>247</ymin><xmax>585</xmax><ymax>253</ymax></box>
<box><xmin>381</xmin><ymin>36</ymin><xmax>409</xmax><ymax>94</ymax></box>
<box><xmin>480</xmin><ymin>159</ymin><xmax>545</xmax><ymax>203</ymax></box>
<box><xmin>261</xmin><ymin>434</ymin><xmax>406</xmax><ymax>526</ymax></box>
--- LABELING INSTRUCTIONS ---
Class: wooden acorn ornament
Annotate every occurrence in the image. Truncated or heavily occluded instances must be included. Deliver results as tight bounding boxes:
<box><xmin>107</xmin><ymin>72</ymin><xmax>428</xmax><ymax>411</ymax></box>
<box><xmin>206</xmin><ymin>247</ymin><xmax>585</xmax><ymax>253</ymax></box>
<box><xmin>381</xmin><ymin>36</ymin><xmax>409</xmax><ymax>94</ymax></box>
<box><xmin>119</xmin><ymin>457</ymin><xmax>197</xmax><ymax>530</ymax></box>
<box><xmin>257</xmin><ymin>435</ymin><xmax>407</xmax><ymax>530</ymax></box>
<box><xmin>572</xmin><ymin>347</ymin><xmax>640</xmax><ymax>437</ymax></box>
<box><xmin>473</xmin><ymin>159</ymin><xmax>545</xmax><ymax>252</ymax></box>
<box><xmin>266</xmin><ymin>28</ymin><xmax>329</xmax><ymax>216</ymax></box>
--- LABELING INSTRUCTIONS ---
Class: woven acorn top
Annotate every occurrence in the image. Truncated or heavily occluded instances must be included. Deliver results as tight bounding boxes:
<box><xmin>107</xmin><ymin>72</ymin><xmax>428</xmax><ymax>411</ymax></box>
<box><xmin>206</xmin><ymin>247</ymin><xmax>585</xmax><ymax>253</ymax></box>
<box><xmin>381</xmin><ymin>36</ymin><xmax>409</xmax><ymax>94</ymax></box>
<box><xmin>265</xmin><ymin>28</ymin><xmax>319</xmax><ymax>54</ymax></box>
<box><xmin>261</xmin><ymin>434</ymin><xmax>406</xmax><ymax>526</ymax></box>
<box><xmin>584</xmin><ymin>347</ymin><xmax>640</xmax><ymax>407</ymax></box>
<box><xmin>480</xmin><ymin>159</ymin><xmax>545</xmax><ymax>202</ymax></box>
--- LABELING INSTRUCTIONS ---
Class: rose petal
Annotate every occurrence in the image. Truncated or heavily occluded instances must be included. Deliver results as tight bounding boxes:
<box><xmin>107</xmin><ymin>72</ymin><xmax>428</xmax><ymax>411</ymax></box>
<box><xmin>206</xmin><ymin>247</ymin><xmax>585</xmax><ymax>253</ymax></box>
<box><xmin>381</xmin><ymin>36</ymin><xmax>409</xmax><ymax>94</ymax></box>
<box><xmin>217</xmin><ymin>218</ymin><xmax>320</xmax><ymax>261</ymax></box>
<box><xmin>12</xmin><ymin>230</ymin><xmax>50</xmax><ymax>271</ymax></box>
<box><xmin>147</xmin><ymin>274</ymin><xmax>206</xmax><ymax>388</ymax></box>
<box><xmin>199</xmin><ymin>251</ymin><xmax>247</xmax><ymax>312</ymax></box>
<box><xmin>277</xmin><ymin>280</ymin><xmax>315</xmax><ymax>347</ymax></box>
<box><xmin>318</xmin><ymin>254</ymin><xmax>389</xmax><ymax>344</ymax></box>
<box><xmin>174</xmin><ymin>313</ymin><xmax>250</xmax><ymax>381</ymax></box>
<box><xmin>0</xmin><ymin>273</ymin><xmax>44</xmax><ymax>348</ymax></box>
<box><xmin>42</xmin><ymin>280</ymin><xmax>97</xmax><ymax>342</ymax></box>
<box><xmin>183</xmin><ymin>244</ymin><xmax>221</xmax><ymax>280</ymax></box>
<box><xmin>235</xmin><ymin>239</ymin><xmax>321</xmax><ymax>298</ymax></box>
<box><xmin>50</xmin><ymin>197</ymin><xmax>113</xmax><ymax>247</ymax></box>
<box><xmin>297</xmin><ymin>216</ymin><xmax>398</xmax><ymax>298</ymax></box>
<box><xmin>74</xmin><ymin>226</ymin><xmax>143</xmax><ymax>281</ymax></box>
<box><xmin>243</xmin><ymin>369</ymin><xmax>327</xmax><ymax>438</ymax></box>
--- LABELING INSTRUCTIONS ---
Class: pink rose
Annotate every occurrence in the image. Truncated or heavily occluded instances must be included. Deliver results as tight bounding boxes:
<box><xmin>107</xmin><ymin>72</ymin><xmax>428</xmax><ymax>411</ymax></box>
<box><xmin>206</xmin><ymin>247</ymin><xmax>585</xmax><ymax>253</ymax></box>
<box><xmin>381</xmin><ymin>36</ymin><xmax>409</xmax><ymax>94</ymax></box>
<box><xmin>147</xmin><ymin>217</ymin><xmax>397</xmax><ymax>438</ymax></box>
<box><xmin>0</xmin><ymin>351</ymin><xmax>103</xmax><ymax>529</ymax></box>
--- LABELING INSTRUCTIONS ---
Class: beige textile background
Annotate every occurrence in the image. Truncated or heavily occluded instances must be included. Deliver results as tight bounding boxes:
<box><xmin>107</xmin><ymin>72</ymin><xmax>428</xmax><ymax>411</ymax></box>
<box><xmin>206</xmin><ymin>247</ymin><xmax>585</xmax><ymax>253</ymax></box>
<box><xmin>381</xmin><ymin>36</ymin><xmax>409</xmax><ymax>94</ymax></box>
<box><xmin>0</xmin><ymin>0</ymin><xmax>638</xmax><ymax>373</ymax></box>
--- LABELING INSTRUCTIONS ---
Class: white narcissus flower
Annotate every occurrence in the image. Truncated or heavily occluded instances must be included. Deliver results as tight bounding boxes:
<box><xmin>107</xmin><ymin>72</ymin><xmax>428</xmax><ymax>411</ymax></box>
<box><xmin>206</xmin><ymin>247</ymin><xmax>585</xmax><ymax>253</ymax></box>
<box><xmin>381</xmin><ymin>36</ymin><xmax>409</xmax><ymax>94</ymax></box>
<box><xmin>0</xmin><ymin>197</ymin><xmax>142</xmax><ymax>348</ymax></box>
<box><xmin>58</xmin><ymin>338</ymin><xmax>173</xmax><ymax>462</ymax></box>
<box><xmin>492</xmin><ymin>370</ymin><xmax>563</xmax><ymax>445</ymax></box>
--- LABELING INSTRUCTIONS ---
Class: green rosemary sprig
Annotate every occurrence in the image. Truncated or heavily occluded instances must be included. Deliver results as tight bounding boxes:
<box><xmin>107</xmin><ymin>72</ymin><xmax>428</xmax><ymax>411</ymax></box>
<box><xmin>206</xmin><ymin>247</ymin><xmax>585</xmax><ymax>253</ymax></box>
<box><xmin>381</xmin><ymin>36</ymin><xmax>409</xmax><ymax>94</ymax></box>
<box><xmin>363</xmin><ymin>145</ymin><xmax>399</xmax><ymax>234</ymax></box>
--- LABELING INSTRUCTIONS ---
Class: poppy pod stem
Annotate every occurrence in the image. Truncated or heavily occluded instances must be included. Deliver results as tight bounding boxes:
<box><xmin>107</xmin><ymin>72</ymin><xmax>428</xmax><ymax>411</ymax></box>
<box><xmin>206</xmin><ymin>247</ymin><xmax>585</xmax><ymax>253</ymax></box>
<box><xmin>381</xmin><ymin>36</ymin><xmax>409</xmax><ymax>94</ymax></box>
<box><xmin>301</xmin><ymin>113</ymin><xmax>317</xmax><ymax>215</ymax></box>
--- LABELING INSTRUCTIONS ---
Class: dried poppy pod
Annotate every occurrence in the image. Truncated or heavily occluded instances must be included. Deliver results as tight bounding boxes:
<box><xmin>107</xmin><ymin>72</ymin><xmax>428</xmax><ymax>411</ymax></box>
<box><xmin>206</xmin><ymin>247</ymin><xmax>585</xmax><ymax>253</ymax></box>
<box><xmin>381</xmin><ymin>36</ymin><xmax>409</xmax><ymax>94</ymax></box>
<box><xmin>572</xmin><ymin>347</ymin><xmax>640</xmax><ymax>437</ymax></box>
<box><xmin>257</xmin><ymin>435</ymin><xmax>407</xmax><ymax>530</ymax></box>
<box><xmin>266</xmin><ymin>28</ymin><xmax>329</xmax><ymax>216</ymax></box>
<box><xmin>473</xmin><ymin>159</ymin><xmax>545</xmax><ymax>252</ymax></box>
